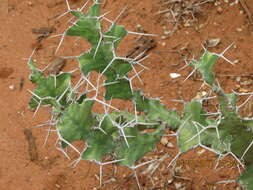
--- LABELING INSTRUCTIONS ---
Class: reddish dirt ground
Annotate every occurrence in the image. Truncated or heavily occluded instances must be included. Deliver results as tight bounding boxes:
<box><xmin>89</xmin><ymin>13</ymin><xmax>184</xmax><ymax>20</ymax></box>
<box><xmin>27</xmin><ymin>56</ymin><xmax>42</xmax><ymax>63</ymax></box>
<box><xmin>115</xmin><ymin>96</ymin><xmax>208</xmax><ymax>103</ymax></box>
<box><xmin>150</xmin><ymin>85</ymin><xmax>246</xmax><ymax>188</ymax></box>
<box><xmin>1</xmin><ymin>0</ymin><xmax>253</xmax><ymax>189</ymax></box>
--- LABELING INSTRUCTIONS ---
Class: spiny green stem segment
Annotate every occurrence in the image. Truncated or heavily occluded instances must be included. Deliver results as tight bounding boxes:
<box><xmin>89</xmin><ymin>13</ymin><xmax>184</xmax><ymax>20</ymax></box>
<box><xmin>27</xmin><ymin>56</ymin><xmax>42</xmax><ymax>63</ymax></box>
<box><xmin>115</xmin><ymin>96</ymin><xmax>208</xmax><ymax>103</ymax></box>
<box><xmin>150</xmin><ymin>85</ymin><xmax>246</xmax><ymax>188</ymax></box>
<box><xmin>28</xmin><ymin>2</ymin><xmax>181</xmax><ymax>167</ymax></box>
<box><xmin>189</xmin><ymin>51</ymin><xmax>253</xmax><ymax>188</ymax></box>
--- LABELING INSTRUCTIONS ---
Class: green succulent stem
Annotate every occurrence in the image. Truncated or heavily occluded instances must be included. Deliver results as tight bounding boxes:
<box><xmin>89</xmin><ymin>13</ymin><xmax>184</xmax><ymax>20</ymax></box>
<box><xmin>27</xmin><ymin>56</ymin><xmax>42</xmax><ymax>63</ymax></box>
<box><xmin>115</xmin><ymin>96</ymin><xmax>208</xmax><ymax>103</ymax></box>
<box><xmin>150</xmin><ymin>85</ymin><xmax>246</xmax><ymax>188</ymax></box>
<box><xmin>28</xmin><ymin>2</ymin><xmax>253</xmax><ymax>189</ymax></box>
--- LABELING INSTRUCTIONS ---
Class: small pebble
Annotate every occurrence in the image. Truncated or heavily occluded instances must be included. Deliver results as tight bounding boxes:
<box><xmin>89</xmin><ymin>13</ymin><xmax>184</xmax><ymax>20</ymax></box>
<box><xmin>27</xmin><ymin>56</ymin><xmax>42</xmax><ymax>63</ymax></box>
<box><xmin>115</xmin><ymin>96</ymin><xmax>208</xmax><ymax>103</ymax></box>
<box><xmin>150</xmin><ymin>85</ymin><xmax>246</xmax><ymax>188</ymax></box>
<box><xmin>55</xmin><ymin>184</ymin><xmax>61</xmax><ymax>188</ymax></box>
<box><xmin>164</xmin><ymin>30</ymin><xmax>171</xmax><ymax>35</ymax></box>
<box><xmin>233</xmin><ymin>59</ymin><xmax>240</xmax><ymax>64</ymax></box>
<box><xmin>217</xmin><ymin>7</ymin><xmax>223</xmax><ymax>13</ymax></box>
<box><xmin>184</xmin><ymin>22</ymin><xmax>191</xmax><ymax>27</ymax></box>
<box><xmin>236</xmin><ymin>27</ymin><xmax>243</xmax><ymax>32</ymax></box>
<box><xmin>167</xmin><ymin>142</ymin><xmax>174</xmax><ymax>148</ymax></box>
<box><xmin>136</xmin><ymin>24</ymin><xmax>142</xmax><ymax>31</ymax></box>
<box><xmin>230</xmin><ymin>1</ymin><xmax>238</xmax><ymax>6</ymax></box>
<box><xmin>136</xmin><ymin>24</ymin><xmax>142</xmax><ymax>28</ymax></box>
<box><xmin>174</xmin><ymin>182</ymin><xmax>183</xmax><ymax>189</ymax></box>
<box><xmin>215</xmin><ymin>1</ymin><xmax>221</xmax><ymax>6</ymax></box>
<box><xmin>9</xmin><ymin>85</ymin><xmax>15</xmax><ymax>90</ymax></box>
<box><xmin>201</xmin><ymin>91</ymin><xmax>207</xmax><ymax>96</ymax></box>
<box><xmin>167</xmin><ymin>178</ymin><xmax>174</xmax><ymax>184</ymax></box>
<box><xmin>206</xmin><ymin>38</ymin><xmax>220</xmax><ymax>48</ymax></box>
<box><xmin>236</xmin><ymin>76</ymin><xmax>241</xmax><ymax>82</ymax></box>
<box><xmin>160</xmin><ymin>137</ymin><xmax>169</xmax><ymax>146</ymax></box>
<box><xmin>170</xmin><ymin>73</ymin><xmax>181</xmax><ymax>79</ymax></box>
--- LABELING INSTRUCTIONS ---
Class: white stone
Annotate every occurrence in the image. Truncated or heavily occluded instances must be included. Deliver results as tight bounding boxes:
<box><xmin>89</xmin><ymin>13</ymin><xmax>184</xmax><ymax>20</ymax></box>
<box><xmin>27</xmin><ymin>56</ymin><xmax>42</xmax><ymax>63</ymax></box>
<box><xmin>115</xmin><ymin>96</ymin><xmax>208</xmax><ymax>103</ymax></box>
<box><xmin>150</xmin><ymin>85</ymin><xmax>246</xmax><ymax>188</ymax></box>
<box><xmin>170</xmin><ymin>73</ymin><xmax>181</xmax><ymax>79</ymax></box>
<box><xmin>9</xmin><ymin>85</ymin><xmax>15</xmax><ymax>90</ymax></box>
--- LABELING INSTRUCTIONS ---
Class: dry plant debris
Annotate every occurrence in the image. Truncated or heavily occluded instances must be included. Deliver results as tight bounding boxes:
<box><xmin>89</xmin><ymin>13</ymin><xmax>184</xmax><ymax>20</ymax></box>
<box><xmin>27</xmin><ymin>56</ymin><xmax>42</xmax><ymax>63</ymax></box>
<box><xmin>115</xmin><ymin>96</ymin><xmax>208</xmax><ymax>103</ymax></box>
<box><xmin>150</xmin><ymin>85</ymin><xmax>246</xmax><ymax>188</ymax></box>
<box><xmin>159</xmin><ymin>0</ymin><xmax>214</xmax><ymax>27</ymax></box>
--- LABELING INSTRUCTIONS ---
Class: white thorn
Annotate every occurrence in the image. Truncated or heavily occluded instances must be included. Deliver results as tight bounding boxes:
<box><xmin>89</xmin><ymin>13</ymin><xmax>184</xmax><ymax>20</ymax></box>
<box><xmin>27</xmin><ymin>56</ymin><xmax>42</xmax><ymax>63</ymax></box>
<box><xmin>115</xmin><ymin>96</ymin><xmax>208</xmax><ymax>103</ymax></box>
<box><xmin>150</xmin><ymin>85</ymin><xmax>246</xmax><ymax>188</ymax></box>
<box><xmin>183</xmin><ymin>68</ymin><xmax>197</xmax><ymax>82</ymax></box>
<box><xmin>55</xmin><ymin>33</ymin><xmax>65</xmax><ymax>55</ymax></box>
<box><xmin>128</xmin><ymin>30</ymin><xmax>158</xmax><ymax>37</ymax></box>
<box><xmin>65</xmin><ymin>0</ymin><xmax>70</xmax><ymax>10</ymax></box>
<box><xmin>241</xmin><ymin>139</ymin><xmax>253</xmax><ymax>160</ymax></box>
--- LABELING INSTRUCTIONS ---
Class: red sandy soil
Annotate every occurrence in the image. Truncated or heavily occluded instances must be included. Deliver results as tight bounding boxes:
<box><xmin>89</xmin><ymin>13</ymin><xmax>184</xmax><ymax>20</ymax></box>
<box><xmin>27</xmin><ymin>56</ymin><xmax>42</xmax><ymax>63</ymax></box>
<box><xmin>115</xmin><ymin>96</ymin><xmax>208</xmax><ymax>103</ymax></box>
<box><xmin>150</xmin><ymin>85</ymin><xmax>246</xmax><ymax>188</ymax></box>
<box><xmin>1</xmin><ymin>0</ymin><xmax>253</xmax><ymax>189</ymax></box>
